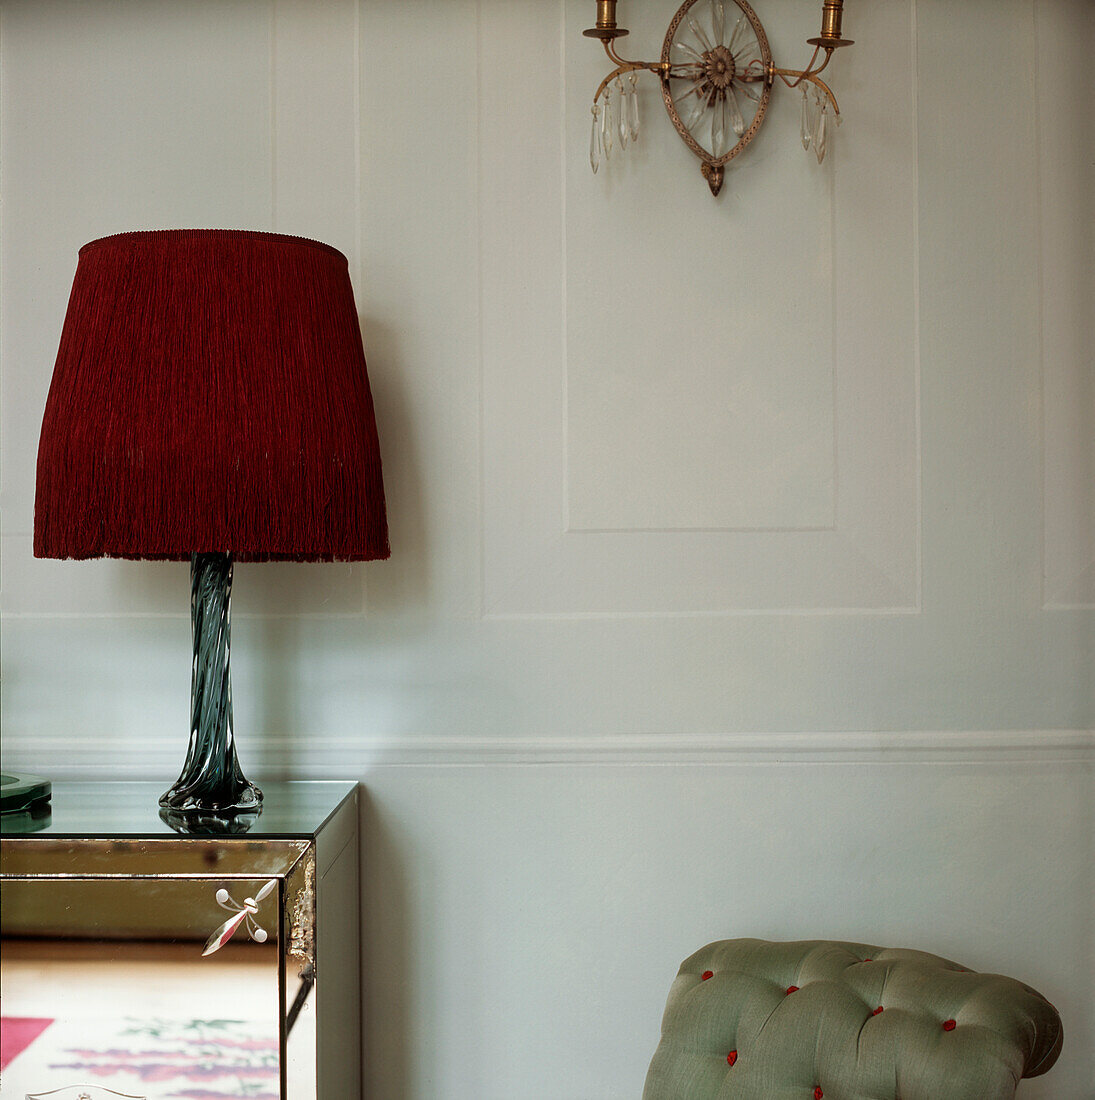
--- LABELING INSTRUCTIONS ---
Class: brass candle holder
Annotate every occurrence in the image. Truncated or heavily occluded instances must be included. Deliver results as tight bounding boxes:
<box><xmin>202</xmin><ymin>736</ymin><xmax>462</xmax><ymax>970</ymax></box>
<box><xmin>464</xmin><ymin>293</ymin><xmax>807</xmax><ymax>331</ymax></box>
<box><xmin>585</xmin><ymin>0</ymin><xmax>853</xmax><ymax>196</ymax></box>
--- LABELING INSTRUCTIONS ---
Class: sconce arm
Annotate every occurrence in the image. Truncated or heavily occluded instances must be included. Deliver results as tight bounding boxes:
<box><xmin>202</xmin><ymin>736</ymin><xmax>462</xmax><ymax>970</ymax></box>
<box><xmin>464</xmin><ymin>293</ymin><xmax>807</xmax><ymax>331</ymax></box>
<box><xmin>766</xmin><ymin>41</ymin><xmax>831</xmax><ymax>85</ymax></box>
<box><xmin>593</xmin><ymin>56</ymin><xmax>669</xmax><ymax>104</ymax></box>
<box><xmin>770</xmin><ymin>65</ymin><xmax>841</xmax><ymax>115</ymax></box>
<box><xmin>601</xmin><ymin>36</ymin><xmax>632</xmax><ymax>68</ymax></box>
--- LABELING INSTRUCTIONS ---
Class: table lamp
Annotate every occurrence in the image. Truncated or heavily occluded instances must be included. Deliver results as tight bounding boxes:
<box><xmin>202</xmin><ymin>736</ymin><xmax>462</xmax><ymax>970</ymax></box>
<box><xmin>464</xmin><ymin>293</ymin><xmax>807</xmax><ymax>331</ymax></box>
<box><xmin>34</xmin><ymin>230</ymin><xmax>389</xmax><ymax>815</ymax></box>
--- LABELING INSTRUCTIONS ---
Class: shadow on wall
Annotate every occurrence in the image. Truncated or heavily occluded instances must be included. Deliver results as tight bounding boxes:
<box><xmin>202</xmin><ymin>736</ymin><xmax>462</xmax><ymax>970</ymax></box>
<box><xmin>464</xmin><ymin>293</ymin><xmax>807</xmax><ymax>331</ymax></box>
<box><xmin>359</xmin><ymin>786</ymin><xmax>414</xmax><ymax>1100</ymax></box>
<box><xmin>224</xmin><ymin>309</ymin><xmax>424</xmax><ymax>776</ymax></box>
<box><xmin>359</xmin><ymin>312</ymin><xmax>429</xmax><ymax>616</ymax></box>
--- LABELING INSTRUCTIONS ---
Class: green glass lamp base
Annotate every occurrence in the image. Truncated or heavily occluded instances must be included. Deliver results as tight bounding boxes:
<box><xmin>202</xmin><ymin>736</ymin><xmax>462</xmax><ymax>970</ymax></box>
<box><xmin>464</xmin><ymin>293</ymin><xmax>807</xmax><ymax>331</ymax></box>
<box><xmin>159</xmin><ymin>804</ymin><xmax>261</xmax><ymax>835</ymax></box>
<box><xmin>160</xmin><ymin>552</ymin><xmax>263</xmax><ymax>816</ymax></box>
<box><xmin>158</xmin><ymin>777</ymin><xmax>263</xmax><ymax>815</ymax></box>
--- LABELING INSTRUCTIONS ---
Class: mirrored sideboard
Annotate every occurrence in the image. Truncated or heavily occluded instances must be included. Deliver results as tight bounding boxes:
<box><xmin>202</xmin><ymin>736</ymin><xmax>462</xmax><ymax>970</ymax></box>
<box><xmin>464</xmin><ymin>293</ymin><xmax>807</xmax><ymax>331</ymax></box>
<box><xmin>0</xmin><ymin>781</ymin><xmax>360</xmax><ymax>1100</ymax></box>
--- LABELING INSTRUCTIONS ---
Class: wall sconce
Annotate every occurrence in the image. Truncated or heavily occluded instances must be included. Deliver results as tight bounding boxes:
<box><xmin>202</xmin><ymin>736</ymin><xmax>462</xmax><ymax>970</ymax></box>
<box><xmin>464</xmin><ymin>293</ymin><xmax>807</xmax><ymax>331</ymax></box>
<box><xmin>585</xmin><ymin>0</ymin><xmax>853</xmax><ymax>195</ymax></box>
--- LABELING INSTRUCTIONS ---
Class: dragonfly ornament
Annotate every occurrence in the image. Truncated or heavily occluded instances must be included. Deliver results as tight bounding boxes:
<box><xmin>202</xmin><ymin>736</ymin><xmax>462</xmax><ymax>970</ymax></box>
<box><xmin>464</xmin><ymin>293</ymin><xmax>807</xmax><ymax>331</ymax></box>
<box><xmin>202</xmin><ymin>879</ymin><xmax>277</xmax><ymax>956</ymax></box>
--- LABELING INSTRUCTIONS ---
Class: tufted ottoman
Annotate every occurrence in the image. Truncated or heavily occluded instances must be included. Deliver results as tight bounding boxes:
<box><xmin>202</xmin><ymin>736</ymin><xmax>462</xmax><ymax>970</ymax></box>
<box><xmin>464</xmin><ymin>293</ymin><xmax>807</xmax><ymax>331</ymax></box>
<box><xmin>643</xmin><ymin>939</ymin><xmax>1063</xmax><ymax>1100</ymax></box>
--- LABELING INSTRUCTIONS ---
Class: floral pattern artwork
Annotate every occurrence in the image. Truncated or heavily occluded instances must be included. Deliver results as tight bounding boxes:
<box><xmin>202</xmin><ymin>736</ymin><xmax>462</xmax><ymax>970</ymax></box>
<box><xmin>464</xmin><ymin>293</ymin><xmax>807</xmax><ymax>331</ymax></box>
<box><xmin>1</xmin><ymin>1015</ymin><xmax>278</xmax><ymax>1100</ymax></box>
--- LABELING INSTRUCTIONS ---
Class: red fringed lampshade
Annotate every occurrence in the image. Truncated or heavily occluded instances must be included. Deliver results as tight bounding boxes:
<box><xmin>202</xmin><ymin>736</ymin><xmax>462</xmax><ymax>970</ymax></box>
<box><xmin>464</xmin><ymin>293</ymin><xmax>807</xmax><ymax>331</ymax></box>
<box><xmin>35</xmin><ymin>229</ymin><xmax>389</xmax><ymax>562</ymax></box>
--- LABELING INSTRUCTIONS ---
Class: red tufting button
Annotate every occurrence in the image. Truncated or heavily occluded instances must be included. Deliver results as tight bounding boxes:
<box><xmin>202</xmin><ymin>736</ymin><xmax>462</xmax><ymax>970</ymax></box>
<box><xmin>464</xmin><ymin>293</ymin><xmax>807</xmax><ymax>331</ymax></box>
<box><xmin>864</xmin><ymin>958</ymin><xmax>872</xmax><ymax>963</ymax></box>
<box><xmin>872</xmin><ymin>1006</ymin><xmax>884</xmax><ymax>1016</ymax></box>
<box><xmin>786</xmin><ymin>985</ymin><xmax>799</xmax><ymax>994</ymax></box>
<box><xmin>701</xmin><ymin>970</ymin><xmax>714</xmax><ymax>981</ymax></box>
<box><xmin>726</xmin><ymin>1050</ymin><xmax>737</xmax><ymax>1067</ymax></box>
<box><xmin>943</xmin><ymin>1019</ymin><xmax>956</xmax><ymax>1032</ymax></box>
<box><xmin>814</xmin><ymin>1088</ymin><xmax>824</xmax><ymax>1099</ymax></box>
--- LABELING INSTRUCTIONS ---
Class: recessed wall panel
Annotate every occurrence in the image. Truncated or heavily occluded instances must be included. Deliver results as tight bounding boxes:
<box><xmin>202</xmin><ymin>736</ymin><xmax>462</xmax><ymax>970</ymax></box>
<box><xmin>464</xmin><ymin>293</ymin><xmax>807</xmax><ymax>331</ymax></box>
<box><xmin>481</xmin><ymin>0</ymin><xmax>919</xmax><ymax>614</ymax></box>
<box><xmin>1039</xmin><ymin>0</ymin><xmax>1095</xmax><ymax>608</ymax></box>
<box><xmin>565</xmin><ymin>16</ymin><xmax>835</xmax><ymax>533</ymax></box>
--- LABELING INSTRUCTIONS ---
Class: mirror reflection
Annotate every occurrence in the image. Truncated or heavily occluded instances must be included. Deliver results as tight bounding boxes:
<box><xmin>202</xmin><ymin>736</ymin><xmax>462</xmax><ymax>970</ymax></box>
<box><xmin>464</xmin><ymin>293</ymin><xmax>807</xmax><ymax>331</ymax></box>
<box><xmin>1</xmin><ymin>878</ymin><xmax>281</xmax><ymax>1100</ymax></box>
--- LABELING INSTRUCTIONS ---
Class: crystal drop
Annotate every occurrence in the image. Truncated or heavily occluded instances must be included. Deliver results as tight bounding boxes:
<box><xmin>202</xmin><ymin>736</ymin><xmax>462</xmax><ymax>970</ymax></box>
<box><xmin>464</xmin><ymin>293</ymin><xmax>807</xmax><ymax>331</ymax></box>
<box><xmin>628</xmin><ymin>75</ymin><xmax>640</xmax><ymax>141</ymax></box>
<box><xmin>805</xmin><ymin>85</ymin><xmax>820</xmax><ymax>149</ymax></box>
<box><xmin>674</xmin><ymin>40</ymin><xmax>705</xmax><ymax>63</ymax></box>
<box><xmin>602</xmin><ymin>94</ymin><xmax>613</xmax><ymax>157</ymax></box>
<box><xmin>712</xmin><ymin>0</ymin><xmax>725</xmax><ymax>45</ymax></box>
<box><xmin>617</xmin><ymin>83</ymin><xmax>629</xmax><ymax>147</ymax></box>
<box><xmin>712</xmin><ymin>95</ymin><xmax>726</xmax><ymax>157</ymax></box>
<box><xmin>800</xmin><ymin>87</ymin><xmax>812</xmax><ymax>149</ymax></box>
<box><xmin>687</xmin><ymin>14</ymin><xmax>712</xmax><ymax>52</ymax></box>
<box><xmin>590</xmin><ymin>105</ymin><xmax>601</xmax><ymax>174</ymax></box>
<box><xmin>815</xmin><ymin>104</ymin><xmax>827</xmax><ymax>163</ymax></box>
<box><xmin>685</xmin><ymin>90</ymin><xmax>707</xmax><ymax>132</ymax></box>
<box><xmin>729</xmin><ymin>13</ymin><xmax>746</xmax><ymax>52</ymax></box>
<box><xmin>727</xmin><ymin>87</ymin><xmax>745</xmax><ymax>136</ymax></box>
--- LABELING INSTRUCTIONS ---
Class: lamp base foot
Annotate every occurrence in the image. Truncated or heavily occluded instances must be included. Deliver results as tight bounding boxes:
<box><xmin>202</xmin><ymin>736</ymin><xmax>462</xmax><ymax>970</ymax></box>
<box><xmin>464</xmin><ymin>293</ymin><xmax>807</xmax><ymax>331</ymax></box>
<box><xmin>159</xmin><ymin>778</ymin><xmax>263</xmax><ymax>815</ymax></box>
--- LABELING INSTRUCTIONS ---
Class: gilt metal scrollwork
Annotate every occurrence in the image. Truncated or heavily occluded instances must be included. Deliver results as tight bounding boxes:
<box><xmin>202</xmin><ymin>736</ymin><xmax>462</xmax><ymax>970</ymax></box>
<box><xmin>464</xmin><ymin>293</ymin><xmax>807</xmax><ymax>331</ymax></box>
<box><xmin>585</xmin><ymin>0</ymin><xmax>854</xmax><ymax>195</ymax></box>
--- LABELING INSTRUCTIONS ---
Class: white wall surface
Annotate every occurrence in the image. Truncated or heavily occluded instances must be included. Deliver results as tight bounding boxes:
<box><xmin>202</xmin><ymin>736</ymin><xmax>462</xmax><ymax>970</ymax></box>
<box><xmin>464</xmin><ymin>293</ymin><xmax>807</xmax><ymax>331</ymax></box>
<box><xmin>1</xmin><ymin>1</ymin><xmax>1092</xmax><ymax>1098</ymax></box>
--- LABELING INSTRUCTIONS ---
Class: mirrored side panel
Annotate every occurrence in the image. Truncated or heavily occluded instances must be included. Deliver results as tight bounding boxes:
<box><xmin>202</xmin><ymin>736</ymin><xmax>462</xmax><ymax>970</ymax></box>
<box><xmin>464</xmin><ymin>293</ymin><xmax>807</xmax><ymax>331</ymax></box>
<box><xmin>1</xmin><ymin>877</ymin><xmax>281</xmax><ymax>1100</ymax></box>
<box><xmin>284</xmin><ymin>848</ymin><xmax>317</xmax><ymax>1099</ymax></box>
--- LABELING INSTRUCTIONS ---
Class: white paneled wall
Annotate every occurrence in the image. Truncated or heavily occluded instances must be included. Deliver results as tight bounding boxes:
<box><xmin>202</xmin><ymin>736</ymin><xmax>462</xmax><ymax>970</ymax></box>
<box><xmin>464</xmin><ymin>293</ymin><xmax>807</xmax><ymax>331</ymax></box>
<box><xmin>1</xmin><ymin>2</ymin><xmax>1092</xmax><ymax>1098</ymax></box>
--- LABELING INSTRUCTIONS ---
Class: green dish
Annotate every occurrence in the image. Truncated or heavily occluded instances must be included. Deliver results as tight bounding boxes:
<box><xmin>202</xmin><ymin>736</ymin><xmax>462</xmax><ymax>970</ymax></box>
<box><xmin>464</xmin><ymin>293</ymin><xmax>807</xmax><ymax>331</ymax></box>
<box><xmin>0</xmin><ymin>771</ymin><xmax>52</xmax><ymax>814</ymax></box>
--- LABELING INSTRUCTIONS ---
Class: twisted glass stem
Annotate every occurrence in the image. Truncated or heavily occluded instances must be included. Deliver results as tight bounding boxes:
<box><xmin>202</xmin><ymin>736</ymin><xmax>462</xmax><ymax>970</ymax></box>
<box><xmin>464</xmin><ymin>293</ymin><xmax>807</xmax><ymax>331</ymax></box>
<box><xmin>159</xmin><ymin>552</ymin><xmax>262</xmax><ymax>813</ymax></box>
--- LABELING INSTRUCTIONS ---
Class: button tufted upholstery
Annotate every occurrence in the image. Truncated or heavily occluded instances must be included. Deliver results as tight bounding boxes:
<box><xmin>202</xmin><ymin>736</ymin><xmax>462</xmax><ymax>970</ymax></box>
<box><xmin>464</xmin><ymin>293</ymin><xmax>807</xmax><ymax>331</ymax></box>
<box><xmin>643</xmin><ymin>939</ymin><xmax>1063</xmax><ymax>1100</ymax></box>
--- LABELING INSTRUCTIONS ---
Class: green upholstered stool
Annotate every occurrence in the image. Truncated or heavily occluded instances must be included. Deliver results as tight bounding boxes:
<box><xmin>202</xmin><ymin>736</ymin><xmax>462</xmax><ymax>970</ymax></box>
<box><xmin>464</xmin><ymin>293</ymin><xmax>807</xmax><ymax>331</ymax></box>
<box><xmin>643</xmin><ymin>939</ymin><xmax>1063</xmax><ymax>1100</ymax></box>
